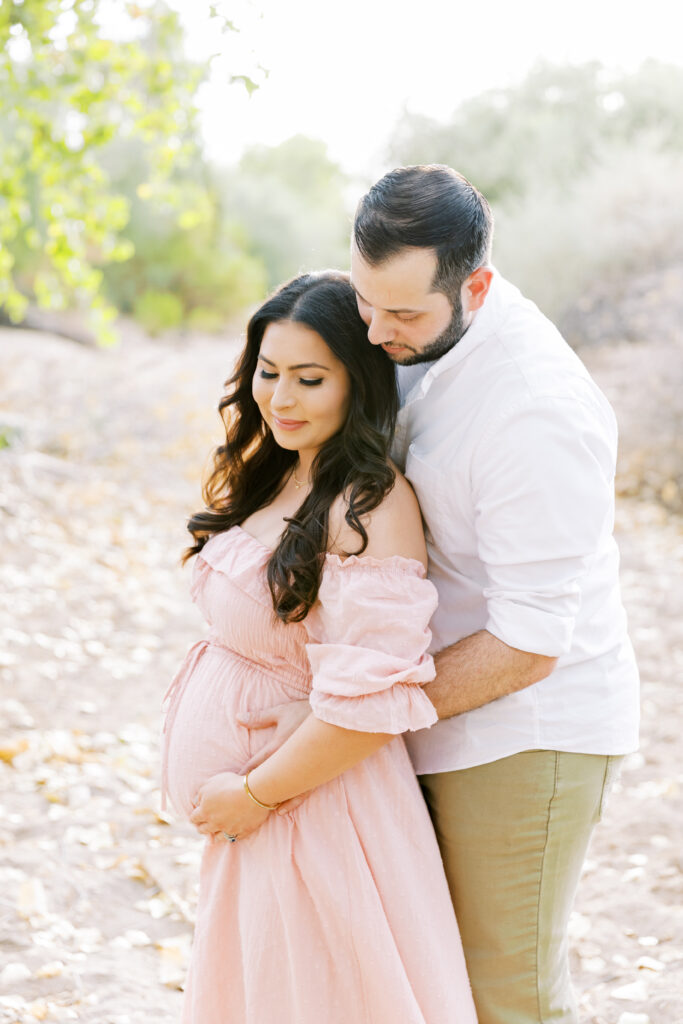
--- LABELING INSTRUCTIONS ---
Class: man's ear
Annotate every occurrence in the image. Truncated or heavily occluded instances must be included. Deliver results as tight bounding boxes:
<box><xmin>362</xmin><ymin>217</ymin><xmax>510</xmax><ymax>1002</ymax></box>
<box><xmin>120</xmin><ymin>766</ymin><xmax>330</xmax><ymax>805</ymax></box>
<box><xmin>463</xmin><ymin>267</ymin><xmax>493</xmax><ymax>312</ymax></box>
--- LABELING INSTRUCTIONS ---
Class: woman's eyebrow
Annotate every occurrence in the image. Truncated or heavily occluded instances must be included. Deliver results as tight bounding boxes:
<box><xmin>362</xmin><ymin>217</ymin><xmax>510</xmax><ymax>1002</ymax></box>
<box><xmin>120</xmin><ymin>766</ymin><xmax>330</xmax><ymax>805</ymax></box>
<box><xmin>258</xmin><ymin>354</ymin><xmax>330</xmax><ymax>370</ymax></box>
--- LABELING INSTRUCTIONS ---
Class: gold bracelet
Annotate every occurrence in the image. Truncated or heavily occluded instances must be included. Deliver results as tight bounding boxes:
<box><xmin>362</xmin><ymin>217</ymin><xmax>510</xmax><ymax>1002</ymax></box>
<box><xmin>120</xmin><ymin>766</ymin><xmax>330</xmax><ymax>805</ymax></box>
<box><xmin>243</xmin><ymin>772</ymin><xmax>279</xmax><ymax>811</ymax></box>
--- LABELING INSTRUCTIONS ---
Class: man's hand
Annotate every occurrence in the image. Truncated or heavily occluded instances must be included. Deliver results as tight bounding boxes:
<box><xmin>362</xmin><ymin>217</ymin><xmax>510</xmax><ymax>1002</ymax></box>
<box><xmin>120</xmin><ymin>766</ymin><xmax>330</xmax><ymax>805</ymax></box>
<box><xmin>238</xmin><ymin>699</ymin><xmax>311</xmax><ymax>772</ymax></box>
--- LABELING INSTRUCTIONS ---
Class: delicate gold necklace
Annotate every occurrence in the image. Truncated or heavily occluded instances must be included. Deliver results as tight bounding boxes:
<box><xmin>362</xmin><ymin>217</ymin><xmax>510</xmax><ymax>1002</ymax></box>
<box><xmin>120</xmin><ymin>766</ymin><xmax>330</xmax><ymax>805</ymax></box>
<box><xmin>292</xmin><ymin>467</ymin><xmax>306</xmax><ymax>490</ymax></box>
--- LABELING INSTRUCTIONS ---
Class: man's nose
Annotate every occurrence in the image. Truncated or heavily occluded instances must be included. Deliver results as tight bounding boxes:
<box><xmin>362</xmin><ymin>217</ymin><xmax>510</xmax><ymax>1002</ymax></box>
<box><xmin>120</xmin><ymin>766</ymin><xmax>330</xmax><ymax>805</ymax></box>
<box><xmin>366</xmin><ymin>311</ymin><xmax>396</xmax><ymax>346</ymax></box>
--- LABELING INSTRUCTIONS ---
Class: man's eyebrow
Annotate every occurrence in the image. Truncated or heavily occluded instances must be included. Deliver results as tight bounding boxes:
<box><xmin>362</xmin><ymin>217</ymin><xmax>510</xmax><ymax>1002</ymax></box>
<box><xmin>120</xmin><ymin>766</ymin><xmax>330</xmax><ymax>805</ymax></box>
<box><xmin>351</xmin><ymin>285</ymin><xmax>423</xmax><ymax>315</ymax></box>
<box><xmin>258</xmin><ymin>354</ymin><xmax>330</xmax><ymax>371</ymax></box>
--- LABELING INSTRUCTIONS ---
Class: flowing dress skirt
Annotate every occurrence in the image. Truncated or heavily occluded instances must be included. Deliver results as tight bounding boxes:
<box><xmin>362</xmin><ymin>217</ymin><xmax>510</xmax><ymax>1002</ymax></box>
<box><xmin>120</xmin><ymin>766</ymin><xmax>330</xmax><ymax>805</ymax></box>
<box><xmin>162</xmin><ymin>528</ymin><xmax>477</xmax><ymax>1024</ymax></box>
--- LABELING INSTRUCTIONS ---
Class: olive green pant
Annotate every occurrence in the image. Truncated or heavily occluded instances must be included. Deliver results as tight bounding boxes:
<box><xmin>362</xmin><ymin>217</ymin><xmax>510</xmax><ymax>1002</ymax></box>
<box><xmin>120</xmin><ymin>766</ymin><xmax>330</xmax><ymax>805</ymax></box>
<box><xmin>420</xmin><ymin>750</ymin><xmax>623</xmax><ymax>1024</ymax></box>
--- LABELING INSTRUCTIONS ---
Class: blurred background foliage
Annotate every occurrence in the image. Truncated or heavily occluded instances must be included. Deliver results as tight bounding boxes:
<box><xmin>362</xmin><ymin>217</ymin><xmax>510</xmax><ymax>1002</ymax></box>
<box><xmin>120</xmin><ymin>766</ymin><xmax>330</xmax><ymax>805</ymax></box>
<box><xmin>220</xmin><ymin>135</ymin><xmax>351</xmax><ymax>288</ymax></box>
<box><xmin>1</xmin><ymin>2</ymin><xmax>682</xmax><ymax>342</ymax></box>
<box><xmin>388</xmin><ymin>60</ymin><xmax>683</xmax><ymax>324</ymax></box>
<box><xmin>0</xmin><ymin>0</ymin><xmax>210</xmax><ymax>342</ymax></box>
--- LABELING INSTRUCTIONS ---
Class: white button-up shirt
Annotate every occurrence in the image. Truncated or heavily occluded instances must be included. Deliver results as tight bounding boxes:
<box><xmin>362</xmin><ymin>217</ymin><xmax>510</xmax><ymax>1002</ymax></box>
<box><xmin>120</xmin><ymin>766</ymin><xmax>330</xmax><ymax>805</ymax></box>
<box><xmin>394</xmin><ymin>270</ymin><xmax>640</xmax><ymax>775</ymax></box>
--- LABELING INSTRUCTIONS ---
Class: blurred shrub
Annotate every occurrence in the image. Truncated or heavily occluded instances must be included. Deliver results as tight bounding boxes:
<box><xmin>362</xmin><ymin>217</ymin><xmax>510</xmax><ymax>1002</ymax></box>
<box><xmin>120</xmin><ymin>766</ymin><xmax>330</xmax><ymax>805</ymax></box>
<box><xmin>222</xmin><ymin>135</ymin><xmax>352</xmax><ymax>287</ymax></box>
<box><xmin>390</xmin><ymin>61</ymin><xmax>683</xmax><ymax>201</ymax></box>
<box><xmin>100</xmin><ymin>139</ymin><xmax>267</xmax><ymax>328</ymax></box>
<box><xmin>0</xmin><ymin>1</ymin><xmax>271</xmax><ymax>342</ymax></box>
<box><xmin>494</xmin><ymin>142</ymin><xmax>683</xmax><ymax>322</ymax></box>
<box><xmin>388</xmin><ymin>60</ymin><xmax>683</xmax><ymax>324</ymax></box>
<box><xmin>390</xmin><ymin>63</ymin><xmax>615</xmax><ymax>203</ymax></box>
<box><xmin>98</xmin><ymin>132</ymin><xmax>350</xmax><ymax>331</ymax></box>
<box><xmin>133</xmin><ymin>290</ymin><xmax>184</xmax><ymax>336</ymax></box>
<box><xmin>0</xmin><ymin>0</ymin><xmax>209</xmax><ymax>343</ymax></box>
<box><xmin>185</xmin><ymin>307</ymin><xmax>226</xmax><ymax>333</ymax></box>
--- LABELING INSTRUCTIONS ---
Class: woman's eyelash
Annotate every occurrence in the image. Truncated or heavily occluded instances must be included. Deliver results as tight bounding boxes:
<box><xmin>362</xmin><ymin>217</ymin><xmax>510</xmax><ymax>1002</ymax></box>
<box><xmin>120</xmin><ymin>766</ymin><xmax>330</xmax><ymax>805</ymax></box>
<box><xmin>258</xmin><ymin>370</ymin><xmax>323</xmax><ymax>386</ymax></box>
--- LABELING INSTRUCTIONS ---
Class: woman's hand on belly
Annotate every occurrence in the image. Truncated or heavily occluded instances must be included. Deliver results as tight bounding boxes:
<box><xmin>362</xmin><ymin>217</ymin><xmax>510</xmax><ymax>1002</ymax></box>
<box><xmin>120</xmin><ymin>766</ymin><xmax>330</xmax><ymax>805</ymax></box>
<box><xmin>190</xmin><ymin>772</ymin><xmax>271</xmax><ymax>841</ymax></box>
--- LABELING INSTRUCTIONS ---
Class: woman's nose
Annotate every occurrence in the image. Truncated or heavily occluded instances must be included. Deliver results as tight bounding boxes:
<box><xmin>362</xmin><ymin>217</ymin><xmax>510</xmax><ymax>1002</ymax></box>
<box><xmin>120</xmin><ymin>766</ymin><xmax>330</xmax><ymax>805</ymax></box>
<box><xmin>271</xmin><ymin>379</ymin><xmax>296</xmax><ymax>409</ymax></box>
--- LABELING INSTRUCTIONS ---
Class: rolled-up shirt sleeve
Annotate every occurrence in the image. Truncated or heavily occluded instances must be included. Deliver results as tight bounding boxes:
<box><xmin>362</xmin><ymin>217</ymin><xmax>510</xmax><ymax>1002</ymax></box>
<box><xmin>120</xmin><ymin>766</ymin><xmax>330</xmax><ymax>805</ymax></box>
<box><xmin>471</xmin><ymin>392</ymin><xmax>618</xmax><ymax>657</ymax></box>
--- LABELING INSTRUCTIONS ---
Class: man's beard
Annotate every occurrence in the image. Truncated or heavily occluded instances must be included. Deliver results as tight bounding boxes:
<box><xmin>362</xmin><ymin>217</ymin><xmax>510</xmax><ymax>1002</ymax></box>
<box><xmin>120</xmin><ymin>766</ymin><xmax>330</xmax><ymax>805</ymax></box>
<box><xmin>392</xmin><ymin>296</ymin><xmax>467</xmax><ymax>366</ymax></box>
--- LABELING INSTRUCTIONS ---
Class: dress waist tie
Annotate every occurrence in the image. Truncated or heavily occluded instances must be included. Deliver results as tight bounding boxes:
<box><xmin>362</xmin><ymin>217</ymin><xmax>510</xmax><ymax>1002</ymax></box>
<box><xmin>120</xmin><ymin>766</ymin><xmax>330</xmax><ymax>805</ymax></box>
<box><xmin>160</xmin><ymin>638</ymin><xmax>210</xmax><ymax>810</ymax></box>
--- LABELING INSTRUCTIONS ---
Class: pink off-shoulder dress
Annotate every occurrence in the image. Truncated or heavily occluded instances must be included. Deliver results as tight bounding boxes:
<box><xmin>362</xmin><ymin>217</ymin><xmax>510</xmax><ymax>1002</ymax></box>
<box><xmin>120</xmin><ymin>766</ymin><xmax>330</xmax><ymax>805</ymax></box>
<box><xmin>162</xmin><ymin>526</ymin><xmax>476</xmax><ymax>1024</ymax></box>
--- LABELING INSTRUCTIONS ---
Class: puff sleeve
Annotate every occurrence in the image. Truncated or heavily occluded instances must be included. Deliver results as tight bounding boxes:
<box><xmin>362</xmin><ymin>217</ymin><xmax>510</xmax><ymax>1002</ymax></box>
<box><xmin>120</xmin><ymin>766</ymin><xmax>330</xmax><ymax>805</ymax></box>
<box><xmin>304</xmin><ymin>555</ymin><xmax>440</xmax><ymax>734</ymax></box>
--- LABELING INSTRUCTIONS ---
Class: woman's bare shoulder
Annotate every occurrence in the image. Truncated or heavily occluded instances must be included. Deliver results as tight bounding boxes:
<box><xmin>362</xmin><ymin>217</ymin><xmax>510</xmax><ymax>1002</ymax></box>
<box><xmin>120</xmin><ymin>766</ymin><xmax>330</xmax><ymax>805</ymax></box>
<box><xmin>328</xmin><ymin>466</ymin><xmax>427</xmax><ymax>568</ymax></box>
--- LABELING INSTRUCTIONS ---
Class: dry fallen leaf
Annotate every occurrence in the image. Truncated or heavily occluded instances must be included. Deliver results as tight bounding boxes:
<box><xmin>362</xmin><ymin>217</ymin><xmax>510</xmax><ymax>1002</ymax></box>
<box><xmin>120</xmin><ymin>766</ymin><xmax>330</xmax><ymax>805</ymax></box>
<box><xmin>35</xmin><ymin>960</ymin><xmax>65</xmax><ymax>979</ymax></box>
<box><xmin>0</xmin><ymin>962</ymin><xmax>32</xmax><ymax>986</ymax></box>
<box><xmin>567</xmin><ymin>912</ymin><xmax>591</xmax><ymax>939</ymax></box>
<box><xmin>17</xmin><ymin>878</ymin><xmax>49</xmax><ymax>920</ymax></box>
<box><xmin>0</xmin><ymin>737</ymin><xmax>29</xmax><ymax>764</ymax></box>
<box><xmin>636</xmin><ymin>956</ymin><xmax>665</xmax><ymax>972</ymax></box>
<box><xmin>26</xmin><ymin>998</ymin><xmax>50</xmax><ymax>1021</ymax></box>
<box><xmin>0</xmin><ymin>993</ymin><xmax>26</xmax><ymax>1011</ymax></box>
<box><xmin>156</xmin><ymin>933</ymin><xmax>192</xmax><ymax>989</ymax></box>
<box><xmin>581</xmin><ymin>956</ymin><xmax>607</xmax><ymax>974</ymax></box>
<box><xmin>611</xmin><ymin>979</ymin><xmax>649</xmax><ymax>1002</ymax></box>
<box><xmin>123</xmin><ymin>929</ymin><xmax>152</xmax><ymax>948</ymax></box>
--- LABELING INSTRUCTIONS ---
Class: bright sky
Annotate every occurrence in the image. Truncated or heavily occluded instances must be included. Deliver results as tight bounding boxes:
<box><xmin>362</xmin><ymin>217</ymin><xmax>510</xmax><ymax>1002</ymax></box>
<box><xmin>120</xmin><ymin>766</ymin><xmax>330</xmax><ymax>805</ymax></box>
<box><xmin>172</xmin><ymin>0</ymin><xmax>681</xmax><ymax>175</ymax></box>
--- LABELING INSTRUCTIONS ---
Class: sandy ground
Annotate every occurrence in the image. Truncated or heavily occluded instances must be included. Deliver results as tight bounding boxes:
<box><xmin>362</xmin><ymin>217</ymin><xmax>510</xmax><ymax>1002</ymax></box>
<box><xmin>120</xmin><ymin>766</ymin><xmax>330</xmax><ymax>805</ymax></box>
<box><xmin>0</xmin><ymin>327</ymin><xmax>681</xmax><ymax>1024</ymax></box>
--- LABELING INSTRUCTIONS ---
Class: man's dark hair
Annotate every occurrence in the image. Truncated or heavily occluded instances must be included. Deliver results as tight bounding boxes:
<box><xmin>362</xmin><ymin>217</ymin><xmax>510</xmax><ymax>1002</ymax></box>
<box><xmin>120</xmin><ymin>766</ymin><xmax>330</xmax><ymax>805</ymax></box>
<box><xmin>353</xmin><ymin>165</ymin><xmax>493</xmax><ymax>304</ymax></box>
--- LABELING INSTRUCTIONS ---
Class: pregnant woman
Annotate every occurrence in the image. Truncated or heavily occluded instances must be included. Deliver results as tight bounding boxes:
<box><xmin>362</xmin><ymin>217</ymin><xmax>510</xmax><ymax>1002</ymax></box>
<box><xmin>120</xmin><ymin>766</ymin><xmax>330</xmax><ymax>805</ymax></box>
<box><xmin>161</xmin><ymin>272</ymin><xmax>476</xmax><ymax>1024</ymax></box>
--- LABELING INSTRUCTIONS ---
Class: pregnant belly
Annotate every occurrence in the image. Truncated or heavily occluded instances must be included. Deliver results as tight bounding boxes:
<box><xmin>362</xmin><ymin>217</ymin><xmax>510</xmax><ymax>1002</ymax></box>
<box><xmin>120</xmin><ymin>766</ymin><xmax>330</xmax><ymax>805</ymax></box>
<box><xmin>161</xmin><ymin>640</ymin><xmax>309</xmax><ymax>819</ymax></box>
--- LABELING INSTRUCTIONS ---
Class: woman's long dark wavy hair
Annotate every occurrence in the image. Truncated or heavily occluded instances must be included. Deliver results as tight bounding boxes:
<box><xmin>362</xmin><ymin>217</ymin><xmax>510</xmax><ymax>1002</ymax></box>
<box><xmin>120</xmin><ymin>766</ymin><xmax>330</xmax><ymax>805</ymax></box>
<box><xmin>184</xmin><ymin>271</ymin><xmax>399</xmax><ymax>622</ymax></box>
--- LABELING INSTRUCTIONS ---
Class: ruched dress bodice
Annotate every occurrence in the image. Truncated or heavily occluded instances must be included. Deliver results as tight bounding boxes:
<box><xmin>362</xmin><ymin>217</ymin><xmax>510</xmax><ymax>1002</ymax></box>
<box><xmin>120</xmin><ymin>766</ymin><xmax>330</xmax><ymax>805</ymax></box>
<box><xmin>161</xmin><ymin>526</ymin><xmax>476</xmax><ymax>1024</ymax></box>
<box><xmin>162</xmin><ymin>526</ymin><xmax>440</xmax><ymax>816</ymax></box>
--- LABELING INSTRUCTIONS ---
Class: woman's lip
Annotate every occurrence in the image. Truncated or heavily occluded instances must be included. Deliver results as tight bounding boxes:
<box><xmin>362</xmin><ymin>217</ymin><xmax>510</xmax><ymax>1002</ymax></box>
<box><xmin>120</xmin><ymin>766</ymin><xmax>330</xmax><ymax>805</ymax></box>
<box><xmin>272</xmin><ymin>416</ymin><xmax>306</xmax><ymax>430</ymax></box>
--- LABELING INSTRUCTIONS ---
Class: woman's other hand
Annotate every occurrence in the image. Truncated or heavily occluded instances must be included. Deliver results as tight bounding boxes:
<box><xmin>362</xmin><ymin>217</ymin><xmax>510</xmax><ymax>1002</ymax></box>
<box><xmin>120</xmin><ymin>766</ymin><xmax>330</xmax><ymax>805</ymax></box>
<box><xmin>238</xmin><ymin>699</ymin><xmax>311</xmax><ymax>771</ymax></box>
<box><xmin>190</xmin><ymin>772</ymin><xmax>270</xmax><ymax>841</ymax></box>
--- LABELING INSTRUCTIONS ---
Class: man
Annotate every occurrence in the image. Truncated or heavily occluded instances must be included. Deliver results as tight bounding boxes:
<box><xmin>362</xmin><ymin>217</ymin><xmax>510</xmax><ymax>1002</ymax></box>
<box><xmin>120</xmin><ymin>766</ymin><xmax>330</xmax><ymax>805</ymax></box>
<box><xmin>242</xmin><ymin>165</ymin><xmax>639</xmax><ymax>1023</ymax></box>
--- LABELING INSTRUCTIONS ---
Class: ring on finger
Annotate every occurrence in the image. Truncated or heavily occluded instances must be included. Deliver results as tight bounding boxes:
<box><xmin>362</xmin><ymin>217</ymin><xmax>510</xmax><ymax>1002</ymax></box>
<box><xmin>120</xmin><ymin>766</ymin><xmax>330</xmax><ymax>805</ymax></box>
<box><xmin>222</xmin><ymin>832</ymin><xmax>238</xmax><ymax>843</ymax></box>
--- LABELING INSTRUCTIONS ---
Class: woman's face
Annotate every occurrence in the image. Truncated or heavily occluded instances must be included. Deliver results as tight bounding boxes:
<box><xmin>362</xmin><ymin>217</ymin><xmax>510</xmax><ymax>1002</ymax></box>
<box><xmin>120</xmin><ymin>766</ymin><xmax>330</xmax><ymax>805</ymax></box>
<box><xmin>252</xmin><ymin>320</ymin><xmax>352</xmax><ymax>457</ymax></box>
